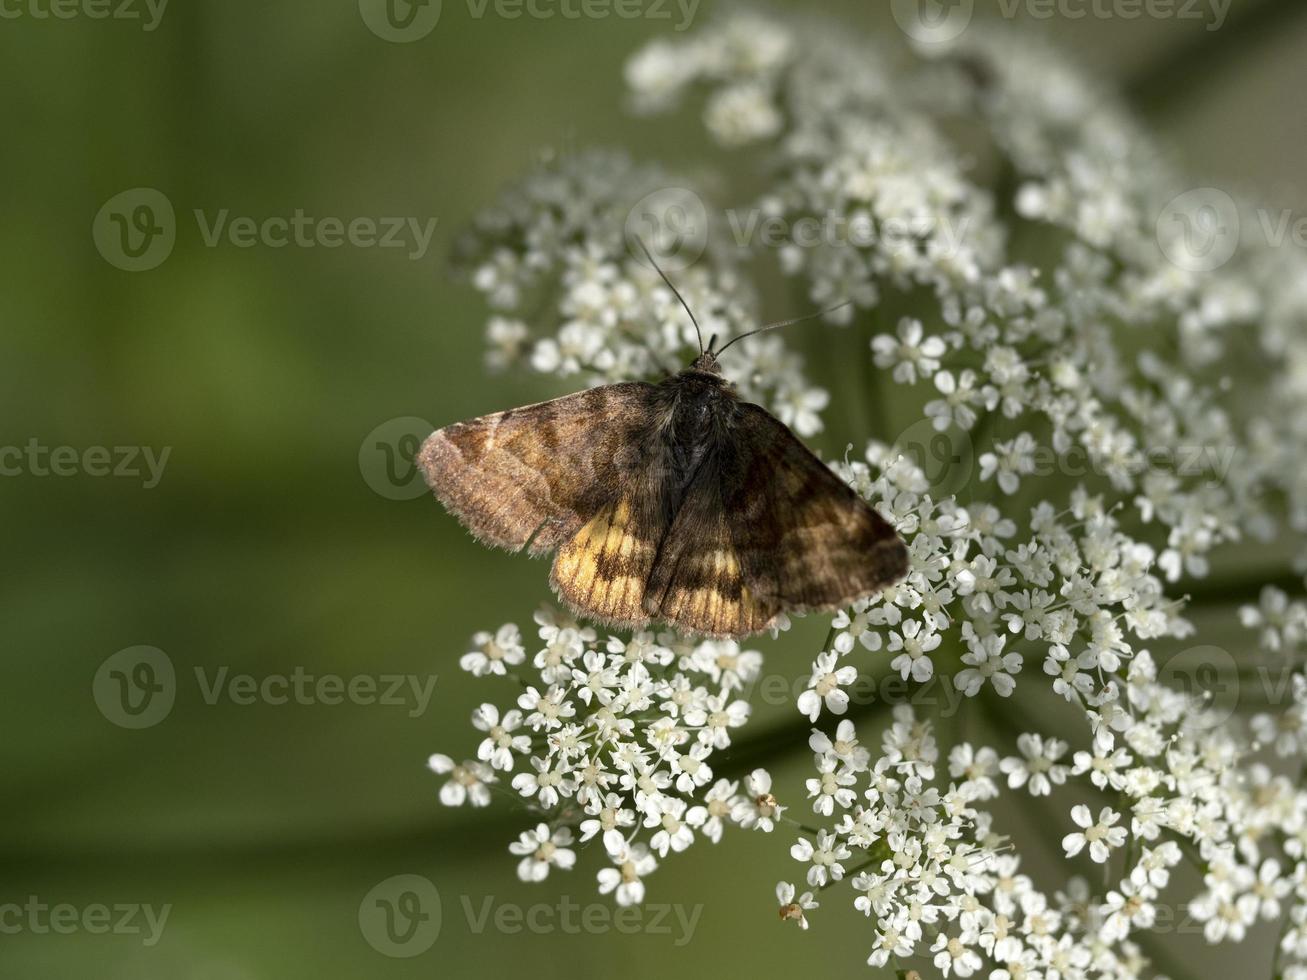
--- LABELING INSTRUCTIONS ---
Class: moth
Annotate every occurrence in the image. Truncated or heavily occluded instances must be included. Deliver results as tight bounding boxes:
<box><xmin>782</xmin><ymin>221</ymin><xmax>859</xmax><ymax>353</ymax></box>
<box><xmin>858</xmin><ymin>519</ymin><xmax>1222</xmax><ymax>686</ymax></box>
<box><xmin>419</xmin><ymin>264</ymin><xmax>909</xmax><ymax>640</ymax></box>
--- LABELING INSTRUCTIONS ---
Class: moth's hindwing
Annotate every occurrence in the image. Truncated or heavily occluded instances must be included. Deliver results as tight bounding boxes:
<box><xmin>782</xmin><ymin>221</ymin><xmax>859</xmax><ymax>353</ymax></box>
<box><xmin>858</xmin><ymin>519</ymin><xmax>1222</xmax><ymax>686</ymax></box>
<box><xmin>644</xmin><ymin>457</ymin><xmax>780</xmax><ymax>638</ymax></box>
<box><xmin>551</xmin><ymin>496</ymin><xmax>660</xmax><ymax>629</ymax></box>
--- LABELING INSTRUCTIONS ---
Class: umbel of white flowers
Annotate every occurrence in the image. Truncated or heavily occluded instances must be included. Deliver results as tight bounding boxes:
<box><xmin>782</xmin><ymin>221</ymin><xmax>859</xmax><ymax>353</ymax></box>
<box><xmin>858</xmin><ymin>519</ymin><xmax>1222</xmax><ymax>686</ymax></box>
<box><xmin>429</xmin><ymin>9</ymin><xmax>1307</xmax><ymax>978</ymax></box>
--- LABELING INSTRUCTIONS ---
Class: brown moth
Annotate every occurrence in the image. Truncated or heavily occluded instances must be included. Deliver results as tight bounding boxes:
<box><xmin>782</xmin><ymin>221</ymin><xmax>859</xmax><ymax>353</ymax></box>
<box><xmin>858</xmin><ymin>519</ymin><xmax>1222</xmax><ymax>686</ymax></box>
<box><xmin>419</xmin><ymin>270</ymin><xmax>909</xmax><ymax>640</ymax></box>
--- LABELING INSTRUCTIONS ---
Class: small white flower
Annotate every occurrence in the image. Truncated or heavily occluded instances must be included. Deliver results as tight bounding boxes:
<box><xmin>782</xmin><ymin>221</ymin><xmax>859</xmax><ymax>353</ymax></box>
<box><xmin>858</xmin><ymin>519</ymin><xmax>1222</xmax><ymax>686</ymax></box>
<box><xmin>789</xmin><ymin>830</ymin><xmax>851</xmax><ymax>887</ymax></box>
<box><xmin>797</xmin><ymin>651</ymin><xmax>858</xmax><ymax>721</ymax></box>
<box><xmin>472</xmin><ymin>703</ymin><xmax>531</xmax><ymax>771</ymax></box>
<box><xmin>597</xmin><ymin>829</ymin><xmax>657</xmax><ymax>906</ymax></box>
<box><xmin>809</xmin><ymin>719</ymin><xmax>871</xmax><ymax>770</ymax></box>
<box><xmin>1061</xmin><ymin>805</ymin><xmax>1126</xmax><ymax>864</ymax></box>
<box><xmin>949</xmin><ymin>743</ymin><xmax>1000</xmax><ymax>800</ymax></box>
<box><xmin>1070</xmin><ymin>729</ymin><xmax>1132</xmax><ymax>791</ymax></box>
<box><xmin>508</xmin><ymin>823</ymin><xmax>576</xmax><ymax>882</ymax></box>
<box><xmin>774</xmin><ymin>381</ymin><xmax>830</xmax><ymax>438</ymax></box>
<box><xmin>510</xmin><ymin>756</ymin><xmax>573</xmax><ymax>808</ymax></box>
<box><xmin>955</xmin><ymin>634</ymin><xmax>1023</xmax><ymax>697</ymax></box>
<box><xmin>733</xmin><ymin>768</ymin><xmax>785</xmax><ymax>831</ymax></box>
<box><xmin>999</xmin><ymin>733</ymin><xmax>1068</xmax><ymax>796</ymax></box>
<box><xmin>872</xmin><ymin>317</ymin><xmax>947</xmax><ymax>384</ymax></box>
<box><xmin>460</xmin><ymin>624</ymin><xmax>525</xmax><ymax>677</ymax></box>
<box><xmin>831</xmin><ymin>601</ymin><xmax>885</xmax><ymax>654</ymax></box>
<box><xmin>645</xmin><ymin>797</ymin><xmax>698</xmax><ymax>857</ymax></box>
<box><xmin>776</xmin><ymin>881</ymin><xmax>818</xmax><ymax>930</ymax></box>
<box><xmin>703</xmin><ymin>82</ymin><xmax>783</xmax><ymax>147</ymax></box>
<box><xmin>978</xmin><ymin>432</ymin><xmax>1039</xmax><ymax>495</ymax></box>
<box><xmin>484</xmin><ymin>316</ymin><xmax>529</xmax><ymax>371</ymax></box>
<box><xmin>427</xmin><ymin>754</ymin><xmax>495</xmax><ymax>807</ymax></box>
<box><xmin>888</xmin><ymin>619</ymin><xmax>941</xmax><ymax>682</ymax></box>
<box><xmin>805</xmin><ymin>755</ymin><xmax>857</xmax><ymax>816</ymax></box>
<box><xmin>931</xmin><ymin>932</ymin><xmax>983</xmax><ymax>978</ymax></box>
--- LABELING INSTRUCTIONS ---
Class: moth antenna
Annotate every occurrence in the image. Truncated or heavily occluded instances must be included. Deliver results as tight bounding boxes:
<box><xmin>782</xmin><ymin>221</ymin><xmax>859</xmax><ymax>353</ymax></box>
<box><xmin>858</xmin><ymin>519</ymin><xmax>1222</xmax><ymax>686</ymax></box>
<box><xmin>634</xmin><ymin>236</ymin><xmax>704</xmax><ymax>355</ymax></box>
<box><xmin>706</xmin><ymin>333</ymin><xmax>718</xmax><ymax>353</ymax></box>
<box><xmin>715</xmin><ymin>300</ymin><xmax>853</xmax><ymax>355</ymax></box>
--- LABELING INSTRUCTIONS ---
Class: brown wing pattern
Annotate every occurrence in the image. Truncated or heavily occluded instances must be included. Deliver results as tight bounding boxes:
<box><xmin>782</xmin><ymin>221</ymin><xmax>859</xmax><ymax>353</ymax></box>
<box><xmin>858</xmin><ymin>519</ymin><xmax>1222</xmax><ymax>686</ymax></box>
<box><xmin>643</xmin><ymin>460</ymin><xmax>780</xmax><ymax>638</ymax></box>
<box><xmin>417</xmin><ymin>382</ymin><xmax>660</xmax><ymax>556</ymax></box>
<box><xmin>721</xmin><ymin>403</ymin><xmax>909</xmax><ymax>616</ymax></box>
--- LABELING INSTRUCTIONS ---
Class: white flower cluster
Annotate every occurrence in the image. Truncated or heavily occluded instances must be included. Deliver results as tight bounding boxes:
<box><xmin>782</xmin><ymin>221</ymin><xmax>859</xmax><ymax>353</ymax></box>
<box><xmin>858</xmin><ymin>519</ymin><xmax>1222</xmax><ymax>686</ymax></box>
<box><xmin>428</xmin><ymin>8</ymin><xmax>1307</xmax><ymax>976</ymax></box>
<box><xmin>430</xmin><ymin>608</ymin><xmax>786</xmax><ymax>904</ymax></box>
<box><xmin>772</xmin><ymin>446</ymin><xmax>1307</xmax><ymax>976</ymax></box>
<box><xmin>821</xmin><ymin>451</ymin><xmax>1187</xmax><ymax>709</ymax></box>
<box><xmin>774</xmin><ymin>694</ymin><xmax>1305</xmax><ymax>978</ymax></box>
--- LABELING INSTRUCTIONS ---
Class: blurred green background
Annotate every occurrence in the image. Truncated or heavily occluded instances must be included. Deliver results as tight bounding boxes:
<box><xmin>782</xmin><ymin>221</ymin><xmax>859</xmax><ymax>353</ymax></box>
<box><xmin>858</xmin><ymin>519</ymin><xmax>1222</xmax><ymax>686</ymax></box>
<box><xmin>2</xmin><ymin>0</ymin><xmax>1305</xmax><ymax>977</ymax></box>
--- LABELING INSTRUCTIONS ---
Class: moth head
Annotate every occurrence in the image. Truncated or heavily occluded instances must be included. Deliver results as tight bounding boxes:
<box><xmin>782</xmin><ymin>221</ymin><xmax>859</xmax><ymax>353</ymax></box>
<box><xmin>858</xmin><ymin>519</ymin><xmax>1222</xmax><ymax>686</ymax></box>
<box><xmin>633</xmin><ymin>235</ymin><xmax>850</xmax><ymax>374</ymax></box>
<box><xmin>690</xmin><ymin>349</ymin><xmax>723</xmax><ymax>375</ymax></box>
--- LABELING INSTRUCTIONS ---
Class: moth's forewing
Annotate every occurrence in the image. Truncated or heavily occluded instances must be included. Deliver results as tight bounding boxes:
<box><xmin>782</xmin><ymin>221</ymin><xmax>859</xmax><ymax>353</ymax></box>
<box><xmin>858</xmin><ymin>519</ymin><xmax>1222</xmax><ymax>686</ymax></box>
<box><xmin>418</xmin><ymin>382</ymin><xmax>659</xmax><ymax>555</ymax></box>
